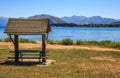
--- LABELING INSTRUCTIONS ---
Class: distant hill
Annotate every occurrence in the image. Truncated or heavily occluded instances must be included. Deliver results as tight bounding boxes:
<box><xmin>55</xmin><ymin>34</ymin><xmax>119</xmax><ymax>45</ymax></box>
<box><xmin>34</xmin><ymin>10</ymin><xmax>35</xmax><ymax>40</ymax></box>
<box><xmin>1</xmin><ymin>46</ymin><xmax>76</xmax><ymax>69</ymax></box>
<box><xmin>0</xmin><ymin>14</ymin><xmax>119</xmax><ymax>26</ymax></box>
<box><xmin>29</xmin><ymin>14</ymin><xmax>66</xmax><ymax>24</ymax></box>
<box><xmin>0</xmin><ymin>17</ymin><xmax>8</xmax><ymax>26</ymax></box>
<box><xmin>111</xmin><ymin>21</ymin><xmax>120</xmax><ymax>25</ymax></box>
<box><xmin>62</xmin><ymin>16</ymin><xmax>118</xmax><ymax>24</ymax></box>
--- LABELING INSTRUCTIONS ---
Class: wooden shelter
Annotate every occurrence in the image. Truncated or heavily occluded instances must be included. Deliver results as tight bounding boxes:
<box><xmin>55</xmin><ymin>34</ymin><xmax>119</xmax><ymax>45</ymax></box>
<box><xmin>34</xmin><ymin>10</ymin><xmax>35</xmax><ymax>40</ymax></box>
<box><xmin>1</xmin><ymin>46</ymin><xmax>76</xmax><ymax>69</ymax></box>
<box><xmin>4</xmin><ymin>18</ymin><xmax>51</xmax><ymax>63</ymax></box>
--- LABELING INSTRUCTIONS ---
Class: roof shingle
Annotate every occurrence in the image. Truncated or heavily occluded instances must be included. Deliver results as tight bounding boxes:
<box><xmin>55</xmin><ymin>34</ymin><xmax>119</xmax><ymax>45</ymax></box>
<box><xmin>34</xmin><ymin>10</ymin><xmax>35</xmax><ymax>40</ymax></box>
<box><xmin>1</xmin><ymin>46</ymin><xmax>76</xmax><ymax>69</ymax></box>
<box><xmin>4</xmin><ymin>18</ymin><xmax>51</xmax><ymax>35</ymax></box>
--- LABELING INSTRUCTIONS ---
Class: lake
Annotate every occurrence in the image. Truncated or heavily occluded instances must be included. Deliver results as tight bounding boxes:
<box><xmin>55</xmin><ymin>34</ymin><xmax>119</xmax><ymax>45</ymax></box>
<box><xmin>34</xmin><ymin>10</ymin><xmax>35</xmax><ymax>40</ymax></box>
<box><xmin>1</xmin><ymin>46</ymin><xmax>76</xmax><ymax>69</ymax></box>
<box><xmin>0</xmin><ymin>26</ymin><xmax>120</xmax><ymax>42</ymax></box>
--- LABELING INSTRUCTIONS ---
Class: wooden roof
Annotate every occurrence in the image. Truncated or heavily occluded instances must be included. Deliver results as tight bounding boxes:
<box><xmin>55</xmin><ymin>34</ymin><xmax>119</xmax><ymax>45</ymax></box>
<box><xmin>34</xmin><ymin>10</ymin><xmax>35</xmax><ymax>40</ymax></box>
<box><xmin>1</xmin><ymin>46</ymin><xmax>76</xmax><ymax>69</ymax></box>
<box><xmin>4</xmin><ymin>18</ymin><xmax>51</xmax><ymax>35</ymax></box>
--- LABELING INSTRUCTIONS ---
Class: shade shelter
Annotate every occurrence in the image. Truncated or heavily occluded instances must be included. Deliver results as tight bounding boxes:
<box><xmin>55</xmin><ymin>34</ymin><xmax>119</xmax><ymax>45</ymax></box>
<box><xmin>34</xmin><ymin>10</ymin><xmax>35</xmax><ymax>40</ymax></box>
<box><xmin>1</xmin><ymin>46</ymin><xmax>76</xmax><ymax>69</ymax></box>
<box><xmin>4</xmin><ymin>18</ymin><xmax>51</xmax><ymax>63</ymax></box>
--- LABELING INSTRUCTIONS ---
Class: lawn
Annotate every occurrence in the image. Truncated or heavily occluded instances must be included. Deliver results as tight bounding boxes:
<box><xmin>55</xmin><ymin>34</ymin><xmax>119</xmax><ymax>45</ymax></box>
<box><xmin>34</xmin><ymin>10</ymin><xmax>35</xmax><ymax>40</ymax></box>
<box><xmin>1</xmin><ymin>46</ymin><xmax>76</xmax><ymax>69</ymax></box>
<box><xmin>0</xmin><ymin>47</ymin><xmax>120</xmax><ymax>78</ymax></box>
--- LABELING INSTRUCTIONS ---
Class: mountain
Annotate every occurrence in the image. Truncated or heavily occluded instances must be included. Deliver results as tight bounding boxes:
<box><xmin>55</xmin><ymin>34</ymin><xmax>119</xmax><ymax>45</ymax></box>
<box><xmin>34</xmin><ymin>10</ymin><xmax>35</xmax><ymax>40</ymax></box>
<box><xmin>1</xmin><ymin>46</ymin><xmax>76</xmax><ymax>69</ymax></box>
<box><xmin>0</xmin><ymin>14</ymin><xmax>119</xmax><ymax>26</ymax></box>
<box><xmin>62</xmin><ymin>16</ymin><xmax>88</xmax><ymax>24</ymax></box>
<box><xmin>0</xmin><ymin>17</ymin><xmax>8</xmax><ymax>26</ymax></box>
<box><xmin>62</xmin><ymin>16</ymin><xmax>118</xmax><ymax>24</ymax></box>
<box><xmin>111</xmin><ymin>21</ymin><xmax>120</xmax><ymax>25</ymax></box>
<box><xmin>29</xmin><ymin>14</ymin><xmax>66</xmax><ymax>24</ymax></box>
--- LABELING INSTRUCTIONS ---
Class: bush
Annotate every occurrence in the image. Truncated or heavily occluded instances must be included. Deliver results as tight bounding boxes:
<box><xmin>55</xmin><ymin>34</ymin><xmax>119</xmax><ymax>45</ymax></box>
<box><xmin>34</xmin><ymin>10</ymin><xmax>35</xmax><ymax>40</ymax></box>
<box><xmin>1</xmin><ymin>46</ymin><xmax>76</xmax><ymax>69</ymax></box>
<box><xmin>99</xmin><ymin>40</ymin><xmax>112</xmax><ymax>47</ymax></box>
<box><xmin>4</xmin><ymin>37</ymin><xmax>12</xmax><ymax>42</ymax></box>
<box><xmin>47</xmin><ymin>39</ymin><xmax>57</xmax><ymax>45</ymax></box>
<box><xmin>61</xmin><ymin>38</ymin><xmax>74</xmax><ymax>45</ymax></box>
<box><xmin>109</xmin><ymin>42</ymin><xmax>120</xmax><ymax>49</ymax></box>
<box><xmin>76</xmin><ymin>40</ymin><xmax>84</xmax><ymax>45</ymax></box>
<box><xmin>86</xmin><ymin>41</ymin><xmax>99</xmax><ymax>46</ymax></box>
<box><xmin>0</xmin><ymin>39</ymin><xmax>2</xmax><ymax>42</ymax></box>
<box><xmin>19</xmin><ymin>38</ymin><xmax>36</xmax><ymax>43</ymax></box>
<box><xmin>3</xmin><ymin>37</ymin><xmax>36</xmax><ymax>43</ymax></box>
<box><xmin>76</xmin><ymin>40</ymin><xmax>99</xmax><ymax>46</ymax></box>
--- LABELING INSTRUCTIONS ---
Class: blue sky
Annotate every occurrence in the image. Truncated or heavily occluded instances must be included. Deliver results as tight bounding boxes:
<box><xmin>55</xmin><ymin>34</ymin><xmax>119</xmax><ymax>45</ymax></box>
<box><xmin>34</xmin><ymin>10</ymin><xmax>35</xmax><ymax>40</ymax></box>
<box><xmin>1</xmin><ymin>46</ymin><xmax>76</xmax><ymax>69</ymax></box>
<box><xmin>0</xmin><ymin>0</ymin><xmax>120</xmax><ymax>19</ymax></box>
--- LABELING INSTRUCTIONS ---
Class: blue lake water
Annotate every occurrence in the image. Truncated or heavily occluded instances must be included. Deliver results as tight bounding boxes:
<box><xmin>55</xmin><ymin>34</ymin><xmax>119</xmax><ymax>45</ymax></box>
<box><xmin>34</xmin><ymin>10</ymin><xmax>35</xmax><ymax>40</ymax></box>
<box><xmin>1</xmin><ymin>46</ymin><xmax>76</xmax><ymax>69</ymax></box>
<box><xmin>0</xmin><ymin>26</ymin><xmax>120</xmax><ymax>42</ymax></box>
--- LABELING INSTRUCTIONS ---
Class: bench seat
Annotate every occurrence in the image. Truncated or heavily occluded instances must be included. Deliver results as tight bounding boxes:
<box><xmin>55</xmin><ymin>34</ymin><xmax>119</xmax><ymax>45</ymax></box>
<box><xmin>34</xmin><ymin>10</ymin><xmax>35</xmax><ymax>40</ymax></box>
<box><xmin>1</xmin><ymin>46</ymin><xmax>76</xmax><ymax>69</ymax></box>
<box><xmin>10</xmin><ymin>50</ymin><xmax>46</xmax><ymax>53</ymax></box>
<box><xmin>8</xmin><ymin>56</ymin><xmax>41</xmax><ymax>59</ymax></box>
<box><xmin>8</xmin><ymin>50</ymin><xmax>47</xmax><ymax>62</ymax></box>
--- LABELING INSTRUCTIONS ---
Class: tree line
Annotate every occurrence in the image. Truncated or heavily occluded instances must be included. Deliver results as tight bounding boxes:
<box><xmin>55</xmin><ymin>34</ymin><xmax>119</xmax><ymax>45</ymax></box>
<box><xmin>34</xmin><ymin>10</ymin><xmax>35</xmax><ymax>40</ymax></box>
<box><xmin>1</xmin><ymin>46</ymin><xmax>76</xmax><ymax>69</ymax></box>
<box><xmin>51</xmin><ymin>23</ymin><xmax>120</xmax><ymax>27</ymax></box>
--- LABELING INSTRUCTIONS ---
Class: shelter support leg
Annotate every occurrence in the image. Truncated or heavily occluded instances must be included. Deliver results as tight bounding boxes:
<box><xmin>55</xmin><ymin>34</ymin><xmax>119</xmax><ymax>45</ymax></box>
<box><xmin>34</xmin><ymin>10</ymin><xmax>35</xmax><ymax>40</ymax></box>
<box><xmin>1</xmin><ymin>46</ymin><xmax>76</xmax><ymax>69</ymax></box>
<box><xmin>42</xmin><ymin>34</ymin><xmax>46</xmax><ymax>64</ymax></box>
<box><xmin>14</xmin><ymin>35</ymin><xmax>19</xmax><ymax>63</ymax></box>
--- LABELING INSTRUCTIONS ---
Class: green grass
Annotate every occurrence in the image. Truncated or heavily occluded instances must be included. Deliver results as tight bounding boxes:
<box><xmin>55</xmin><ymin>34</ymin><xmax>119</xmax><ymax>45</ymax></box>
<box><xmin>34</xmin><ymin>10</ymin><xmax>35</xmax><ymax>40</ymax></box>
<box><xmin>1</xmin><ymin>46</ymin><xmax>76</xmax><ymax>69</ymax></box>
<box><xmin>47</xmin><ymin>38</ymin><xmax>74</xmax><ymax>45</ymax></box>
<box><xmin>0</xmin><ymin>47</ymin><xmax>120</xmax><ymax>78</ymax></box>
<box><xmin>3</xmin><ymin>37</ymin><xmax>36</xmax><ymax>43</ymax></box>
<box><xmin>47</xmin><ymin>39</ymin><xmax>57</xmax><ymax>45</ymax></box>
<box><xmin>19</xmin><ymin>38</ymin><xmax>36</xmax><ymax>43</ymax></box>
<box><xmin>60</xmin><ymin>38</ymin><xmax>74</xmax><ymax>45</ymax></box>
<box><xmin>76</xmin><ymin>40</ymin><xmax>120</xmax><ymax>49</ymax></box>
<box><xmin>3</xmin><ymin>37</ymin><xmax>11</xmax><ymax>42</ymax></box>
<box><xmin>2</xmin><ymin>37</ymin><xmax>120</xmax><ymax>49</ymax></box>
<box><xmin>0</xmin><ymin>39</ymin><xmax>2</xmax><ymax>42</ymax></box>
<box><xmin>47</xmin><ymin>39</ymin><xmax>120</xmax><ymax>49</ymax></box>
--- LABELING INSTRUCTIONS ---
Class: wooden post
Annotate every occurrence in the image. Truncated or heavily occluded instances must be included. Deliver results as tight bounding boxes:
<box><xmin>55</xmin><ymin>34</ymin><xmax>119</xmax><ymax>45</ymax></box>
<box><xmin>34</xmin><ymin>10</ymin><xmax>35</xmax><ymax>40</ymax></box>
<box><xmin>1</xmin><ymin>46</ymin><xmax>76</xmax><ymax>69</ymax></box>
<box><xmin>14</xmin><ymin>35</ymin><xmax>19</xmax><ymax>62</ymax></box>
<box><xmin>42</xmin><ymin>34</ymin><xmax>46</xmax><ymax>63</ymax></box>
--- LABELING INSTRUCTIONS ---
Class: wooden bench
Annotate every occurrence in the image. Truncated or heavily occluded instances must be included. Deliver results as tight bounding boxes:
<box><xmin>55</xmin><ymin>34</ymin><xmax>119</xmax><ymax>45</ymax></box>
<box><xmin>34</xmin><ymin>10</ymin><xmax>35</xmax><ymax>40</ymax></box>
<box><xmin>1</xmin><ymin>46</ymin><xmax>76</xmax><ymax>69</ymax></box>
<box><xmin>8</xmin><ymin>50</ymin><xmax>47</xmax><ymax>62</ymax></box>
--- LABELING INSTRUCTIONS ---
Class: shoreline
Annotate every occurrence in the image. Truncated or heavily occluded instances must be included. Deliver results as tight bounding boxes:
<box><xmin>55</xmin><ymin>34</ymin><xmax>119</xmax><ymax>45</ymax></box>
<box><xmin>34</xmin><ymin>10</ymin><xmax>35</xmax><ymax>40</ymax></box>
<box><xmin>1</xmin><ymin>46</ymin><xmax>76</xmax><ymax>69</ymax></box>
<box><xmin>0</xmin><ymin>42</ymin><xmax>120</xmax><ymax>52</ymax></box>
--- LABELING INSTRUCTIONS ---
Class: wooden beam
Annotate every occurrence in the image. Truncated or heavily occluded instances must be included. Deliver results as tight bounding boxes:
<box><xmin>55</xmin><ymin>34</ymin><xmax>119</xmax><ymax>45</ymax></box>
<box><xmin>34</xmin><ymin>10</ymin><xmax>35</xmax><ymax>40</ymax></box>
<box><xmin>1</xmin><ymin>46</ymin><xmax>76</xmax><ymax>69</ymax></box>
<box><xmin>14</xmin><ymin>35</ymin><xmax>19</xmax><ymax>62</ymax></box>
<box><xmin>8</xmin><ymin>35</ymin><xmax>15</xmax><ymax>46</ymax></box>
<box><xmin>42</xmin><ymin>34</ymin><xmax>46</xmax><ymax>63</ymax></box>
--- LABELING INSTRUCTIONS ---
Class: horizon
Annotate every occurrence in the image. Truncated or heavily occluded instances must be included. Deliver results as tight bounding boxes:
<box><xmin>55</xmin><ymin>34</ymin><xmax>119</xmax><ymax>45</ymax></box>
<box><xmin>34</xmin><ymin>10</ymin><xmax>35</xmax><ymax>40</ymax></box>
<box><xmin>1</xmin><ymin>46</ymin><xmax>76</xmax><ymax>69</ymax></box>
<box><xmin>0</xmin><ymin>0</ymin><xmax>120</xmax><ymax>19</ymax></box>
<box><xmin>0</xmin><ymin>14</ymin><xmax>119</xmax><ymax>20</ymax></box>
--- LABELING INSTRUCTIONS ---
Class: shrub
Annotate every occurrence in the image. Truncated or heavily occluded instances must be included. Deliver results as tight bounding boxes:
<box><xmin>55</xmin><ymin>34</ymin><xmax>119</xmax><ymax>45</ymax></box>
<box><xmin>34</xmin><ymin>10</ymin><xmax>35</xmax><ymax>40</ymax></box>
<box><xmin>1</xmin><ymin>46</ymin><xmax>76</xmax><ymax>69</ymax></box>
<box><xmin>86</xmin><ymin>40</ymin><xmax>99</xmax><ymax>46</ymax></box>
<box><xmin>4</xmin><ymin>37</ymin><xmax>12</xmax><ymax>42</ymax></box>
<box><xmin>47</xmin><ymin>39</ymin><xmax>57</xmax><ymax>45</ymax></box>
<box><xmin>19</xmin><ymin>38</ymin><xmax>36</xmax><ymax>43</ymax></box>
<box><xmin>76</xmin><ymin>40</ymin><xmax>99</xmax><ymax>46</ymax></box>
<box><xmin>61</xmin><ymin>38</ymin><xmax>74</xmax><ymax>45</ymax></box>
<box><xmin>19</xmin><ymin>38</ymin><xmax>29</xmax><ymax>43</ymax></box>
<box><xmin>99</xmin><ymin>40</ymin><xmax>112</xmax><ymax>47</ymax></box>
<box><xmin>0</xmin><ymin>39</ymin><xmax>2</xmax><ymax>42</ymax></box>
<box><xmin>3</xmin><ymin>37</ymin><xmax>36</xmax><ymax>43</ymax></box>
<box><xmin>76</xmin><ymin>40</ymin><xmax>84</xmax><ymax>45</ymax></box>
<box><xmin>109</xmin><ymin>42</ymin><xmax>120</xmax><ymax>49</ymax></box>
<box><xmin>56</xmin><ymin>40</ymin><xmax>62</xmax><ymax>45</ymax></box>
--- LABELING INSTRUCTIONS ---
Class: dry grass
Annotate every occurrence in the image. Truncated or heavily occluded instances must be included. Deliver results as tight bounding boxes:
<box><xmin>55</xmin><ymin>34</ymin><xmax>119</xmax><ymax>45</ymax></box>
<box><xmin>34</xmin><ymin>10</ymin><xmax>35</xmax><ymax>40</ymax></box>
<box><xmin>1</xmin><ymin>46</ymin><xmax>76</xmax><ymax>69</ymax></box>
<box><xmin>91</xmin><ymin>56</ymin><xmax>119</xmax><ymax>62</ymax></box>
<box><xmin>0</xmin><ymin>42</ymin><xmax>120</xmax><ymax>78</ymax></box>
<box><xmin>73</xmin><ymin>58</ymin><xmax>120</xmax><ymax>74</ymax></box>
<box><xmin>0</xmin><ymin>42</ymin><xmax>120</xmax><ymax>52</ymax></box>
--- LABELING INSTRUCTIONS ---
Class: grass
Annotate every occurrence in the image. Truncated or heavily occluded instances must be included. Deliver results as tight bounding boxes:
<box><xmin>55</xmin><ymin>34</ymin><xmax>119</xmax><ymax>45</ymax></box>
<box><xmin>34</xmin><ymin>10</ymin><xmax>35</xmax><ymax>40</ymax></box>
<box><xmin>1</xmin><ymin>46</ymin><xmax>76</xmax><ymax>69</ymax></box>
<box><xmin>47</xmin><ymin>39</ymin><xmax>57</xmax><ymax>45</ymax></box>
<box><xmin>76</xmin><ymin>40</ymin><xmax>120</xmax><ymax>49</ymax></box>
<box><xmin>3</xmin><ymin>37</ymin><xmax>36</xmax><ymax>43</ymax></box>
<box><xmin>0</xmin><ymin>45</ymin><xmax>120</xmax><ymax>78</ymax></box>
<box><xmin>47</xmin><ymin>39</ymin><xmax>120</xmax><ymax>49</ymax></box>
<box><xmin>2</xmin><ymin>37</ymin><xmax>120</xmax><ymax>49</ymax></box>
<box><xmin>0</xmin><ymin>39</ymin><xmax>2</xmax><ymax>42</ymax></box>
<box><xmin>19</xmin><ymin>38</ymin><xmax>36</xmax><ymax>43</ymax></box>
<box><xmin>60</xmin><ymin>38</ymin><xmax>74</xmax><ymax>45</ymax></box>
<box><xmin>47</xmin><ymin>38</ymin><xmax>74</xmax><ymax>45</ymax></box>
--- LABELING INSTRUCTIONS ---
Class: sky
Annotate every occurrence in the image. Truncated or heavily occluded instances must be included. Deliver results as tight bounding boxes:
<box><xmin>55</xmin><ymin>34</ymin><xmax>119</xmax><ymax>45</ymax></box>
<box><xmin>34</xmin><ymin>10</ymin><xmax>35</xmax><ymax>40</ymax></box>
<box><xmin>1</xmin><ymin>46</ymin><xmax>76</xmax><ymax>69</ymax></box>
<box><xmin>0</xmin><ymin>0</ymin><xmax>120</xmax><ymax>19</ymax></box>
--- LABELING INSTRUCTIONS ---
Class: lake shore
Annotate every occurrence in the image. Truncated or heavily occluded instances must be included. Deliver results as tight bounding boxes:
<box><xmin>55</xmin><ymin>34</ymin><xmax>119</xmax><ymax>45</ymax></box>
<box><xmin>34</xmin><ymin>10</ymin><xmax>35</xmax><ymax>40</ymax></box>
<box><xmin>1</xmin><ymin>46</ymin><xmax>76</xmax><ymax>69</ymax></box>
<box><xmin>0</xmin><ymin>42</ymin><xmax>120</xmax><ymax>52</ymax></box>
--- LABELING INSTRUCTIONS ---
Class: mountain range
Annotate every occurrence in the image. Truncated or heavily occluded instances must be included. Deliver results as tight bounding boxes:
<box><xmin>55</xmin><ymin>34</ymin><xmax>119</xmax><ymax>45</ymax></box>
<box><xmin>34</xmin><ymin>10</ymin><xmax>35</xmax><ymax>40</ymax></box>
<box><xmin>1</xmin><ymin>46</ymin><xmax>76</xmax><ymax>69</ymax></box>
<box><xmin>29</xmin><ymin>14</ymin><xmax>66</xmax><ymax>24</ymax></box>
<box><xmin>0</xmin><ymin>14</ymin><xmax>119</xmax><ymax>26</ymax></box>
<box><xmin>62</xmin><ymin>16</ymin><xmax>118</xmax><ymax>24</ymax></box>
